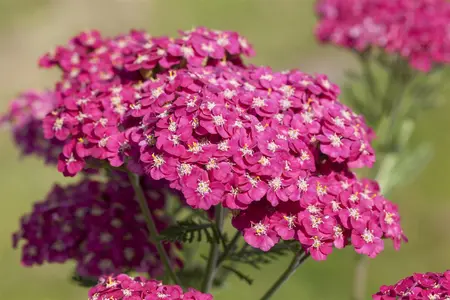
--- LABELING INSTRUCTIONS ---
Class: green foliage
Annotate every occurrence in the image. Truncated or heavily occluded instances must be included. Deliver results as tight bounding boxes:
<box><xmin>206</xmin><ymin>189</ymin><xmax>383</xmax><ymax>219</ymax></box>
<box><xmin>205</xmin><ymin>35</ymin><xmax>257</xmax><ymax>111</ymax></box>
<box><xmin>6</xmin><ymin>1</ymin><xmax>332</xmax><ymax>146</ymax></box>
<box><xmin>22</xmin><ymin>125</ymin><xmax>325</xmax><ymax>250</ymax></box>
<box><xmin>70</xmin><ymin>270</ymin><xmax>98</xmax><ymax>288</ymax></box>
<box><xmin>407</xmin><ymin>67</ymin><xmax>450</xmax><ymax>117</ymax></box>
<box><xmin>176</xmin><ymin>265</ymin><xmax>205</xmax><ymax>290</ymax></box>
<box><xmin>224</xmin><ymin>242</ymin><xmax>295</xmax><ymax>270</ymax></box>
<box><xmin>220</xmin><ymin>265</ymin><xmax>254</xmax><ymax>285</ymax></box>
<box><xmin>158</xmin><ymin>219</ymin><xmax>225</xmax><ymax>245</ymax></box>
<box><xmin>376</xmin><ymin>143</ymin><xmax>433</xmax><ymax>195</ymax></box>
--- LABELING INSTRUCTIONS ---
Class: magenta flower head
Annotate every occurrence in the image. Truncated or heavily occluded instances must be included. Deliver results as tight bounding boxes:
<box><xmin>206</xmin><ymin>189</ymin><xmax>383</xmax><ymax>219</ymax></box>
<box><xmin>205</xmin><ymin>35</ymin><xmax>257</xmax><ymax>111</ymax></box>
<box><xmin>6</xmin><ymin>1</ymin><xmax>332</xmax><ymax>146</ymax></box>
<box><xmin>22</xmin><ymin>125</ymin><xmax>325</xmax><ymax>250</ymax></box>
<box><xmin>315</xmin><ymin>0</ymin><xmax>450</xmax><ymax>72</ymax></box>
<box><xmin>30</xmin><ymin>26</ymin><xmax>404</xmax><ymax>265</ymax></box>
<box><xmin>88</xmin><ymin>274</ymin><xmax>213</xmax><ymax>300</ymax></box>
<box><xmin>13</xmin><ymin>178</ymin><xmax>181</xmax><ymax>278</ymax></box>
<box><xmin>373</xmin><ymin>270</ymin><xmax>450</xmax><ymax>299</ymax></box>
<box><xmin>1</xmin><ymin>90</ymin><xmax>63</xmax><ymax>163</ymax></box>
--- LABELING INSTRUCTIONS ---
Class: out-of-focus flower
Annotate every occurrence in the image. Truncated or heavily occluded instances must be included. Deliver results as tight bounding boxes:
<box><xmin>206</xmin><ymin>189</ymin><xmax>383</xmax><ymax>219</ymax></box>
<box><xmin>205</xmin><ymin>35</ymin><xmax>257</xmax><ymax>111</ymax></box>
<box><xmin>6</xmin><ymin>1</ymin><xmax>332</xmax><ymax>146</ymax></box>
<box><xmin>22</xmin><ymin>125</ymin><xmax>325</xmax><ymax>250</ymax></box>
<box><xmin>1</xmin><ymin>90</ymin><xmax>63</xmax><ymax>163</ymax></box>
<box><xmin>13</xmin><ymin>178</ymin><xmax>181</xmax><ymax>278</ymax></box>
<box><xmin>373</xmin><ymin>270</ymin><xmax>450</xmax><ymax>299</ymax></box>
<box><xmin>315</xmin><ymin>0</ymin><xmax>450</xmax><ymax>72</ymax></box>
<box><xmin>88</xmin><ymin>274</ymin><xmax>213</xmax><ymax>300</ymax></box>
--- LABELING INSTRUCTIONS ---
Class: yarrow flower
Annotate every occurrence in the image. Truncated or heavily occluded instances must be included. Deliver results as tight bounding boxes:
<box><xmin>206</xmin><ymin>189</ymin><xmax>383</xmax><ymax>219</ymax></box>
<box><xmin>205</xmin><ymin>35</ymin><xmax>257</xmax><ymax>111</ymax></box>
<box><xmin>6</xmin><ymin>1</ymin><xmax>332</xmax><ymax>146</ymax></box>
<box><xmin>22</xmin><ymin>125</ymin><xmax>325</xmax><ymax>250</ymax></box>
<box><xmin>88</xmin><ymin>274</ymin><xmax>213</xmax><ymax>300</ymax></box>
<box><xmin>12</xmin><ymin>178</ymin><xmax>181</xmax><ymax>277</ymax></box>
<box><xmin>315</xmin><ymin>0</ymin><xmax>450</xmax><ymax>72</ymax></box>
<box><xmin>373</xmin><ymin>270</ymin><xmax>450</xmax><ymax>299</ymax></box>
<box><xmin>1</xmin><ymin>90</ymin><xmax>63</xmax><ymax>163</ymax></box>
<box><xmin>5</xmin><ymin>26</ymin><xmax>406</xmax><ymax>265</ymax></box>
<box><xmin>232</xmin><ymin>173</ymin><xmax>406</xmax><ymax>260</ymax></box>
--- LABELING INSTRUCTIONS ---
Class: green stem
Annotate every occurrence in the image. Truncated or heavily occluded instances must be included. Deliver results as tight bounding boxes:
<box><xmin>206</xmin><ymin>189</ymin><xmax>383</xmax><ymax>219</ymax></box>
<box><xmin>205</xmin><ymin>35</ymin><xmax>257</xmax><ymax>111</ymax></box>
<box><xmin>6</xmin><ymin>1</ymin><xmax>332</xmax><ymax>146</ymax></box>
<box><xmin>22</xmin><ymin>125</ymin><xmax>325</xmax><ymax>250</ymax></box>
<box><xmin>352</xmin><ymin>255</ymin><xmax>370</xmax><ymax>300</ymax></box>
<box><xmin>359</xmin><ymin>52</ymin><xmax>379</xmax><ymax>101</ymax></box>
<box><xmin>380</xmin><ymin>58</ymin><xmax>406</xmax><ymax>112</ymax></box>
<box><xmin>217</xmin><ymin>230</ymin><xmax>241</xmax><ymax>266</ymax></box>
<box><xmin>352</xmin><ymin>58</ymin><xmax>412</xmax><ymax>300</ymax></box>
<box><xmin>353</xmin><ymin>142</ymin><xmax>400</xmax><ymax>300</ymax></box>
<box><xmin>201</xmin><ymin>204</ymin><xmax>225</xmax><ymax>293</ymax></box>
<box><xmin>211</xmin><ymin>231</ymin><xmax>242</xmax><ymax>288</ymax></box>
<box><xmin>260</xmin><ymin>251</ymin><xmax>309</xmax><ymax>300</ymax></box>
<box><xmin>383</xmin><ymin>82</ymin><xmax>410</xmax><ymax>151</ymax></box>
<box><xmin>127</xmin><ymin>172</ymin><xmax>182</xmax><ymax>286</ymax></box>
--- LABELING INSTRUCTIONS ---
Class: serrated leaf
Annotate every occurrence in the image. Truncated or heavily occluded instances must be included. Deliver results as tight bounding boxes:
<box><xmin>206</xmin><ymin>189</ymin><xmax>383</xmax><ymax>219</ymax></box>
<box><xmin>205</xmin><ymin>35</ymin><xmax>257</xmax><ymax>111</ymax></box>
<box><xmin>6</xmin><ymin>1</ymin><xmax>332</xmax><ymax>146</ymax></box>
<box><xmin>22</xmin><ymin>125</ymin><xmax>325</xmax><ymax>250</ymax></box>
<box><xmin>374</xmin><ymin>153</ymin><xmax>399</xmax><ymax>194</ymax></box>
<box><xmin>344</xmin><ymin>69</ymin><xmax>362</xmax><ymax>82</ymax></box>
<box><xmin>382</xmin><ymin>143</ymin><xmax>433</xmax><ymax>195</ymax></box>
<box><xmin>224</xmin><ymin>242</ymin><xmax>292</xmax><ymax>270</ymax></box>
<box><xmin>342</xmin><ymin>84</ymin><xmax>379</xmax><ymax>127</ymax></box>
<box><xmin>397</xmin><ymin>119</ymin><xmax>415</xmax><ymax>151</ymax></box>
<box><xmin>158</xmin><ymin>220</ymin><xmax>223</xmax><ymax>245</ymax></box>
<box><xmin>221</xmin><ymin>265</ymin><xmax>253</xmax><ymax>285</ymax></box>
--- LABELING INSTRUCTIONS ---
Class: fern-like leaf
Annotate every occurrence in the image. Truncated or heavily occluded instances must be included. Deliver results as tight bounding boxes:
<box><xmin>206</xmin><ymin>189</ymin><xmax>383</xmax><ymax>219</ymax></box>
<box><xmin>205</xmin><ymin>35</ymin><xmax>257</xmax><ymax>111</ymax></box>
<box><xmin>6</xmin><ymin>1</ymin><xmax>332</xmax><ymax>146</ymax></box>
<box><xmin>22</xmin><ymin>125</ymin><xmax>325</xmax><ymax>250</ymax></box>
<box><xmin>225</xmin><ymin>242</ymin><xmax>293</xmax><ymax>270</ymax></box>
<box><xmin>221</xmin><ymin>265</ymin><xmax>253</xmax><ymax>285</ymax></box>
<box><xmin>158</xmin><ymin>220</ymin><xmax>223</xmax><ymax>244</ymax></box>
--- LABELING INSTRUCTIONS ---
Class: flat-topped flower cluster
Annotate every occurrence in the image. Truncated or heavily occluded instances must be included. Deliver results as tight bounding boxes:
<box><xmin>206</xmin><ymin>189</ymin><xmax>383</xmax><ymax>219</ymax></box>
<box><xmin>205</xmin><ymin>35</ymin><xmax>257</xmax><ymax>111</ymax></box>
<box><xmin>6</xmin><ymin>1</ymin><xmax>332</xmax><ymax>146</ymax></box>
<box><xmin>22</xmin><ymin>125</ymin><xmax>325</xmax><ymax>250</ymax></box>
<box><xmin>0</xmin><ymin>90</ymin><xmax>62</xmax><ymax>163</ymax></box>
<box><xmin>2</xmin><ymin>27</ymin><xmax>406</xmax><ymax>274</ymax></box>
<box><xmin>373</xmin><ymin>270</ymin><xmax>450</xmax><ymax>299</ymax></box>
<box><xmin>89</xmin><ymin>274</ymin><xmax>213</xmax><ymax>300</ymax></box>
<box><xmin>315</xmin><ymin>0</ymin><xmax>450</xmax><ymax>72</ymax></box>
<box><xmin>12</xmin><ymin>177</ymin><xmax>181</xmax><ymax>277</ymax></box>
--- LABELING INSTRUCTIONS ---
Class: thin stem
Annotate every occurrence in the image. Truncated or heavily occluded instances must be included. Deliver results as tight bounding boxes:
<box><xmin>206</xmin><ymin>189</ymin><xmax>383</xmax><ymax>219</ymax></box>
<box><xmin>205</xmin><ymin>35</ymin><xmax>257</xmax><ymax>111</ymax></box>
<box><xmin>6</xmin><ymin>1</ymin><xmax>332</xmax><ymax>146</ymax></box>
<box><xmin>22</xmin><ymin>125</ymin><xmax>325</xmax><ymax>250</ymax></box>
<box><xmin>359</xmin><ymin>52</ymin><xmax>379</xmax><ymax>101</ymax></box>
<box><xmin>380</xmin><ymin>59</ymin><xmax>403</xmax><ymax>113</ymax></box>
<box><xmin>212</xmin><ymin>231</ymin><xmax>242</xmax><ymax>288</ymax></box>
<box><xmin>201</xmin><ymin>204</ymin><xmax>225</xmax><ymax>293</ymax></box>
<box><xmin>260</xmin><ymin>251</ymin><xmax>309</xmax><ymax>300</ymax></box>
<box><xmin>127</xmin><ymin>172</ymin><xmax>182</xmax><ymax>286</ymax></box>
<box><xmin>352</xmin><ymin>255</ymin><xmax>370</xmax><ymax>300</ymax></box>
<box><xmin>352</xmin><ymin>154</ymin><xmax>395</xmax><ymax>300</ymax></box>
<box><xmin>217</xmin><ymin>230</ymin><xmax>241</xmax><ymax>266</ymax></box>
<box><xmin>351</xmin><ymin>58</ymin><xmax>412</xmax><ymax>300</ymax></box>
<box><xmin>383</xmin><ymin>81</ymin><xmax>409</xmax><ymax>151</ymax></box>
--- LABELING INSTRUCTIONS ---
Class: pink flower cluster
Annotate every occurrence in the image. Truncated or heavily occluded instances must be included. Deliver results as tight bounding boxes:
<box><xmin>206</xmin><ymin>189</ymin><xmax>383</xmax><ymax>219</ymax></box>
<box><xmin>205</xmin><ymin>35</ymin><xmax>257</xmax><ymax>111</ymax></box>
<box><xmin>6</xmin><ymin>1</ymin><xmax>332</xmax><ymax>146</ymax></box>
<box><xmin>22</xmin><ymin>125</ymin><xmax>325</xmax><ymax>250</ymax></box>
<box><xmin>315</xmin><ymin>0</ymin><xmax>450</xmax><ymax>72</ymax></box>
<box><xmin>88</xmin><ymin>274</ymin><xmax>213</xmax><ymax>300</ymax></box>
<box><xmin>13</xmin><ymin>178</ymin><xmax>181</xmax><ymax>277</ymax></box>
<box><xmin>373</xmin><ymin>270</ymin><xmax>450</xmax><ymax>299</ymax></box>
<box><xmin>33</xmin><ymin>27</ymin><xmax>405</xmax><ymax>260</ymax></box>
<box><xmin>1</xmin><ymin>90</ymin><xmax>63</xmax><ymax>163</ymax></box>
<box><xmin>38</xmin><ymin>28</ymin><xmax>253</xmax><ymax>177</ymax></box>
<box><xmin>232</xmin><ymin>173</ymin><xmax>406</xmax><ymax>260</ymax></box>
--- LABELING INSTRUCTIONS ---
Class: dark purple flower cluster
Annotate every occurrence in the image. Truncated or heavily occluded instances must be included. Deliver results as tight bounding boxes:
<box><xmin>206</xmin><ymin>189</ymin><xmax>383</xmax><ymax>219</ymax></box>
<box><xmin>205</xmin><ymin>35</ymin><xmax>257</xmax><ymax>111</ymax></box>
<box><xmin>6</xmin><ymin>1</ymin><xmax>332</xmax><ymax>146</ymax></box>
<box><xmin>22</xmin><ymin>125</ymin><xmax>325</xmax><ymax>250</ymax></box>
<box><xmin>373</xmin><ymin>270</ymin><xmax>450</xmax><ymax>299</ymax></box>
<box><xmin>315</xmin><ymin>0</ymin><xmax>450</xmax><ymax>72</ymax></box>
<box><xmin>13</xmin><ymin>178</ymin><xmax>181</xmax><ymax>277</ymax></box>
<box><xmin>15</xmin><ymin>26</ymin><xmax>405</xmax><ymax>261</ymax></box>
<box><xmin>1</xmin><ymin>90</ymin><xmax>63</xmax><ymax>163</ymax></box>
<box><xmin>88</xmin><ymin>274</ymin><xmax>213</xmax><ymax>300</ymax></box>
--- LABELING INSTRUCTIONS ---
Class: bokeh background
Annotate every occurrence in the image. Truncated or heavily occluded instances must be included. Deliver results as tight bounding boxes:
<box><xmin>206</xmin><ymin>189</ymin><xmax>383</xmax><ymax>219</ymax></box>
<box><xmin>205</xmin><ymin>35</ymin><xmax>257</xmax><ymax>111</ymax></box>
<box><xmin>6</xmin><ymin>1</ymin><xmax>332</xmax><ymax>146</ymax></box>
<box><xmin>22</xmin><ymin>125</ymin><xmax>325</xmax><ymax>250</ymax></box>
<box><xmin>1</xmin><ymin>0</ymin><xmax>450</xmax><ymax>299</ymax></box>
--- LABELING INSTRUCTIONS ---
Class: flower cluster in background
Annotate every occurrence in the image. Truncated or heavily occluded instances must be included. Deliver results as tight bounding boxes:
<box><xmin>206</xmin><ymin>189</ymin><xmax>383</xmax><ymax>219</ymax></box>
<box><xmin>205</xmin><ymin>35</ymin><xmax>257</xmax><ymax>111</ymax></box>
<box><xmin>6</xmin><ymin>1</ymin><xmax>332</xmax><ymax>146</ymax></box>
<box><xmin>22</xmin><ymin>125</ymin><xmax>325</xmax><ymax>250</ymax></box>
<box><xmin>12</xmin><ymin>177</ymin><xmax>181</xmax><ymax>277</ymax></box>
<box><xmin>1</xmin><ymin>26</ymin><xmax>407</xmax><ymax>267</ymax></box>
<box><xmin>373</xmin><ymin>271</ymin><xmax>450</xmax><ymax>299</ymax></box>
<box><xmin>315</xmin><ymin>0</ymin><xmax>450</xmax><ymax>72</ymax></box>
<box><xmin>0</xmin><ymin>90</ymin><xmax>63</xmax><ymax>164</ymax></box>
<box><xmin>88</xmin><ymin>274</ymin><xmax>213</xmax><ymax>300</ymax></box>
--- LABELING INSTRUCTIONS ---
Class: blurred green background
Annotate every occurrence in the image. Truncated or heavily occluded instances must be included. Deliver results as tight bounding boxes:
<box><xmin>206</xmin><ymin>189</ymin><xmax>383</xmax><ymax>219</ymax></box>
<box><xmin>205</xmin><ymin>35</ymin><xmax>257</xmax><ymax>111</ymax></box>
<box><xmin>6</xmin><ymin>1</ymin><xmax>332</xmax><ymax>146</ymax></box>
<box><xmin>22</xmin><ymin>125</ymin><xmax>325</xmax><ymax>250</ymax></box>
<box><xmin>1</xmin><ymin>0</ymin><xmax>450</xmax><ymax>299</ymax></box>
